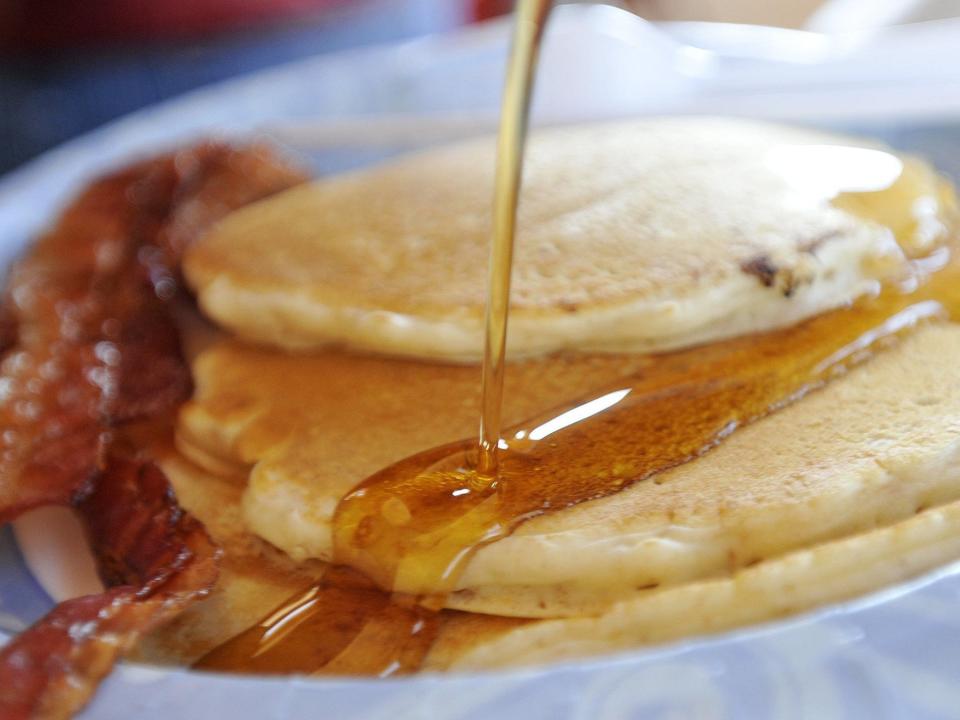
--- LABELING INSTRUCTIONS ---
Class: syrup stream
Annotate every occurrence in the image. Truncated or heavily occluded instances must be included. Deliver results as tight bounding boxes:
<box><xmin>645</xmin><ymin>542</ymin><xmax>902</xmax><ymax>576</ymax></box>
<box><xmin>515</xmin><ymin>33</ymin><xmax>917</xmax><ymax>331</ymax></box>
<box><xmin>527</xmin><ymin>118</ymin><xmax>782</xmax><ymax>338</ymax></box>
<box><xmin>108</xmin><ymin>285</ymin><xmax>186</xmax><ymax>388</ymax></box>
<box><xmin>478</xmin><ymin>0</ymin><xmax>552</xmax><ymax>477</ymax></box>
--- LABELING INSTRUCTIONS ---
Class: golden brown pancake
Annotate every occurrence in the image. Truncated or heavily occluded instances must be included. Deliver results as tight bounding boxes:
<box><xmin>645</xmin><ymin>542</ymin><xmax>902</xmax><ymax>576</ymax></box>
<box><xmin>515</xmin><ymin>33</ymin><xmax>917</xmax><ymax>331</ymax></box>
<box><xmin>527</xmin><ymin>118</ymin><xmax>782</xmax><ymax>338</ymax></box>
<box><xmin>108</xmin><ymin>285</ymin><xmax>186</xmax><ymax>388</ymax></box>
<box><xmin>137</xmin><ymin>437</ymin><xmax>960</xmax><ymax>670</ymax></box>
<box><xmin>178</xmin><ymin>322</ymin><xmax>960</xmax><ymax>618</ymax></box>
<box><xmin>452</xmin><ymin>495</ymin><xmax>960</xmax><ymax>670</ymax></box>
<box><xmin>177</xmin><ymin>339</ymin><xmax>654</xmax><ymax>563</ymax></box>
<box><xmin>184</xmin><ymin>118</ymin><xmax>954</xmax><ymax>361</ymax></box>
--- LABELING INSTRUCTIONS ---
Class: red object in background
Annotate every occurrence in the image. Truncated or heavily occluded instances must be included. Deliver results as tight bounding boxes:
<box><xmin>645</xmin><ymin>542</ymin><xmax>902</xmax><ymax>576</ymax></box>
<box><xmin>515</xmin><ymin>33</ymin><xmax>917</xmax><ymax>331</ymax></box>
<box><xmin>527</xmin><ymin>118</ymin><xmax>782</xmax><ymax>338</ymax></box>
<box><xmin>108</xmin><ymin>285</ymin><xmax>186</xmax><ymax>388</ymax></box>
<box><xmin>0</xmin><ymin>0</ymin><xmax>352</xmax><ymax>51</ymax></box>
<box><xmin>472</xmin><ymin>0</ymin><xmax>514</xmax><ymax>20</ymax></box>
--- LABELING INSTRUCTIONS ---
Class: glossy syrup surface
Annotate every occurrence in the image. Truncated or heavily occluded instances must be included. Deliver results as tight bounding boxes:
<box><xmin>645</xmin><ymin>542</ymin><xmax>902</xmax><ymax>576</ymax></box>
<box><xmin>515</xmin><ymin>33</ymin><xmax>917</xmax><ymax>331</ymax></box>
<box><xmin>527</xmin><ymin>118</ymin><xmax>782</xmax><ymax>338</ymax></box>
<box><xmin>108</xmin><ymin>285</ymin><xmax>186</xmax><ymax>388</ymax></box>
<box><xmin>195</xmin><ymin>566</ymin><xmax>442</xmax><ymax>676</ymax></box>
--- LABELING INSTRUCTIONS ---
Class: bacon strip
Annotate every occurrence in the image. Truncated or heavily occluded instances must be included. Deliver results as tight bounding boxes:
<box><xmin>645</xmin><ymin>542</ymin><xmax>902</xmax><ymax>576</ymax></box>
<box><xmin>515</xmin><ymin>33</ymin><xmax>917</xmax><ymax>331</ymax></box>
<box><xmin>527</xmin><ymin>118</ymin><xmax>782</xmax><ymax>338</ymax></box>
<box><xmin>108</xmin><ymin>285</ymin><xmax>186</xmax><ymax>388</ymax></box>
<box><xmin>0</xmin><ymin>143</ymin><xmax>307</xmax><ymax>719</ymax></box>
<box><xmin>0</xmin><ymin>457</ymin><xmax>219</xmax><ymax>720</ymax></box>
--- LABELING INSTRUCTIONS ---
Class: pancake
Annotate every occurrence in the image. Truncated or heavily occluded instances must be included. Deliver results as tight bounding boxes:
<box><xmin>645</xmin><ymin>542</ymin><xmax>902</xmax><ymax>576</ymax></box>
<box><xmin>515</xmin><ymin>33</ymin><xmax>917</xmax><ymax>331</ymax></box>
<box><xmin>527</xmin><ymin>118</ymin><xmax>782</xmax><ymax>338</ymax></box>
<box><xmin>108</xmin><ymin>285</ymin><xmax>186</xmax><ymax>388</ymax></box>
<box><xmin>184</xmin><ymin>118</ymin><xmax>955</xmax><ymax>362</ymax></box>
<box><xmin>451</xmin><ymin>493</ymin><xmax>960</xmax><ymax>670</ymax></box>
<box><xmin>177</xmin><ymin>339</ymin><xmax>654</xmax><ymax>562</ymax></box>
<box><xmin>177</xmin><ymin>322</ymin><xmax>960</xmax><ymax>618</ymax></box>
<box><xmin>144</xmin><ymin>413</ymin><xmax>960</xmax><ymax>669</ymax></box>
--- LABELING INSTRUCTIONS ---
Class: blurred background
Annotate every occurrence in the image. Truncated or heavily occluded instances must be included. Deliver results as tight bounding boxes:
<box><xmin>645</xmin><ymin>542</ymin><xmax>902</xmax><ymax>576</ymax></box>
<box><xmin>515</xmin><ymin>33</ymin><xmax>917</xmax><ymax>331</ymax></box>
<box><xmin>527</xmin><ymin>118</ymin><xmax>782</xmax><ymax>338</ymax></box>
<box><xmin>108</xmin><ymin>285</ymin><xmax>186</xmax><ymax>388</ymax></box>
<box><xmin>0</xmin><ymin>0</ymin><xmax>949</xmax><ymax>175</ymax></box>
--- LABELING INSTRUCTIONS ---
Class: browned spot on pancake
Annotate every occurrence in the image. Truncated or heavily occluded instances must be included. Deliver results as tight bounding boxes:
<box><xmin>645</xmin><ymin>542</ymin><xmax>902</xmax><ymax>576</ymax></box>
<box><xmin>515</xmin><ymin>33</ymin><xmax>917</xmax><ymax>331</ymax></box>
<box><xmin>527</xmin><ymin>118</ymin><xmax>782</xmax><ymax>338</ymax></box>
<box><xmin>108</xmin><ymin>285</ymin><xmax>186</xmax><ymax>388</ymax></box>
<box><xmin>740</xmin><ymin>254</ymin><xmax>779</xmax><ymax>288</ymax></box>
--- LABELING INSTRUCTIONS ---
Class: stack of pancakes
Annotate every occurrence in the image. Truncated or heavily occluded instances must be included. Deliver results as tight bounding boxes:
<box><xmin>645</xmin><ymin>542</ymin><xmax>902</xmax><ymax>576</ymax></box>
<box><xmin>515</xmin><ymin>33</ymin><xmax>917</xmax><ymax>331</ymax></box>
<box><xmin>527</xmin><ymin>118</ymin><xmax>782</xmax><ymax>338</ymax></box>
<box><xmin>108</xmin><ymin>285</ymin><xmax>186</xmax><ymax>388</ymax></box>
<box><xmin>137</xmin><ymin>118</ymin><xmax>960</xmax><ymax>670</ymax></box>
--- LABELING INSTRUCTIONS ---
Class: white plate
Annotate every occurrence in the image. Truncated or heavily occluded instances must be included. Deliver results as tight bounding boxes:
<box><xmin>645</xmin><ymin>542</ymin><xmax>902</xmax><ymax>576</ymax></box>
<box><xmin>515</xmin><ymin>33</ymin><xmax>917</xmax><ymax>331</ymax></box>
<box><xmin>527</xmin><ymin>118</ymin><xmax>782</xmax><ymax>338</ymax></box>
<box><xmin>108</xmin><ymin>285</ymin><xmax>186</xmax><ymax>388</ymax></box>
<box><xmin>3</xmin><ymin>6</ymin><xmax>960</xmax><ymax>718</ymax></box>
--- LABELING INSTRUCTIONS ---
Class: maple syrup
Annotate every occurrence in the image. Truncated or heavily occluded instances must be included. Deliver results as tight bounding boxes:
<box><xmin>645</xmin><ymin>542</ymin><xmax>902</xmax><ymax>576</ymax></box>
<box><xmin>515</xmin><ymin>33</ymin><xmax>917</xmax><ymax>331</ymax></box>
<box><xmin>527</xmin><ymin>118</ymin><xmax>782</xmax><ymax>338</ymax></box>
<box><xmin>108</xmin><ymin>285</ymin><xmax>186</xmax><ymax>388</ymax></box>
<box><xmin>196</xmin><ymin>566</ymin><xmax>442</xmax><ymax>676</ymax></box>
<box><xmin>478</xmin><ymin>0</ymin><xmax>552</xmax><ymax>477</ymax></box>
<box><xmin>195</xmin><ymin>0</ymin><xmax>960</xmax><ymax>676</ymax></box>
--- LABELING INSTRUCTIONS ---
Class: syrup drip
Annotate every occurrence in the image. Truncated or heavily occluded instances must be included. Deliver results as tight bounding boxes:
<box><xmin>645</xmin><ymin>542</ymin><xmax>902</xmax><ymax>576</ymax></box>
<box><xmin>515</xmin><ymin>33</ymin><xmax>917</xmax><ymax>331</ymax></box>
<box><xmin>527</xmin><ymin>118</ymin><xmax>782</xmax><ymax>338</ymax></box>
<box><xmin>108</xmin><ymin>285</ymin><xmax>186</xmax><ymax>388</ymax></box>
<box><xmin>194</xmin><ymin>0</ymin><xmax>960</xmax><ymax>679</ymax></box>
<box><xmin>196</xmin><ymin>566</ymin><xmax>441</xmax><ymax>676</ymax></box>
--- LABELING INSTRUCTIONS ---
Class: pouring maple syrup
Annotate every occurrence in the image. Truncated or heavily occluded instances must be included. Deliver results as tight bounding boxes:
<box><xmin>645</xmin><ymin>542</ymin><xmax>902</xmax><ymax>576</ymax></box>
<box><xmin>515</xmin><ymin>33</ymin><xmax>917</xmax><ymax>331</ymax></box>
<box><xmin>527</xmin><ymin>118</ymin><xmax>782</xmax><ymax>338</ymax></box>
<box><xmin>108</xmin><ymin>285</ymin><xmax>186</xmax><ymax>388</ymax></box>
<box><xmin>196</xmin><ymin>0</ymin><xmax>960</xmax><ymax>676</ymax></box>
<box><xmin>478</xmin><ymin>0</ymin><xmax>552</xmax><ymax>478</ymax></box>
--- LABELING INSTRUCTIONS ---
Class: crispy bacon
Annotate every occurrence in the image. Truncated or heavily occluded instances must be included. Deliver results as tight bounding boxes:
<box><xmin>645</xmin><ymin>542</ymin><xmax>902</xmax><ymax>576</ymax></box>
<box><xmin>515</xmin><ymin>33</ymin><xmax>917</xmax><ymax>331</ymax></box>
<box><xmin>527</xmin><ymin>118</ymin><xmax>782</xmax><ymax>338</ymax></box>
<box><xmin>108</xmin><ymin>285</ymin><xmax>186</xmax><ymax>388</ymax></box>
<box><xmin>0</xmin><ymin>456</ymin><xmax>219</xmax><ymax>720</ymax></box>
<box><xmin>0</xmin><ymin>143</ymin><xmax>307</xmax><ymax>719</ymax></box>
<box><xmin>0</xmin><ymin>302</ymin><xmax>15</xmax><ymax>356</ymax></box>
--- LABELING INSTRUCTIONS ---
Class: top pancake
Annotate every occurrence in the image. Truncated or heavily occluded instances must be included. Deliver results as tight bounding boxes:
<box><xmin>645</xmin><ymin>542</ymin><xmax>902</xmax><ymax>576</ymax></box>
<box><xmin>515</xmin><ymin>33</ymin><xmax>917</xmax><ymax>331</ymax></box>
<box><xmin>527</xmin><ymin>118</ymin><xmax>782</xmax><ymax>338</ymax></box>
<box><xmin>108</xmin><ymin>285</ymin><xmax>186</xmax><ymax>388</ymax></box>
<box><xmin>184</xmin><ymin>118</ymin><xmax>953</xmax><ymax>361</ymax></box>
